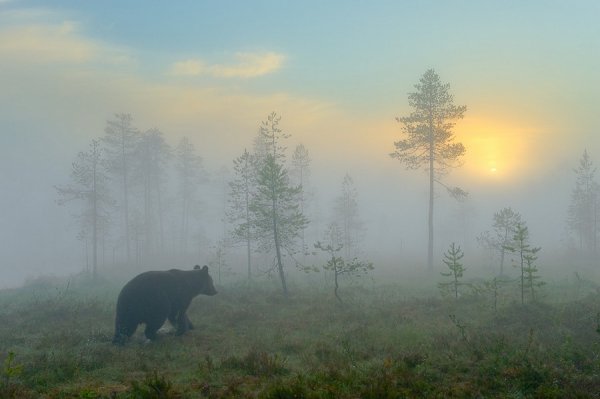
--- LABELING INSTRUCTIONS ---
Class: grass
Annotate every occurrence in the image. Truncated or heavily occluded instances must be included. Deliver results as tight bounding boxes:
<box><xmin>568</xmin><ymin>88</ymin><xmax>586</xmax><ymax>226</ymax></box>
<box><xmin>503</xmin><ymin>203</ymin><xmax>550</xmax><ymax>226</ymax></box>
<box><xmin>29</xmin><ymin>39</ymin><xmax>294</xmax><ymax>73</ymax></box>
<box><xmin>1</xmin><ymin>272</ymin><xmax>600</xmax><ymax>398</ymax></box>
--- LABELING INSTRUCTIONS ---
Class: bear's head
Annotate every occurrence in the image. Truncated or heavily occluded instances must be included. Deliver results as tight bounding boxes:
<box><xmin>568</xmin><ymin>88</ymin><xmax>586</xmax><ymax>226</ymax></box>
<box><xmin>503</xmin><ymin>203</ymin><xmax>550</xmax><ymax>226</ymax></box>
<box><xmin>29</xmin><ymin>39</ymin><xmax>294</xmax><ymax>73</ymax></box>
<box><xmin>192</xmin><ymin>265</ymin><xmax>218</xmax><ymax>296</ymax></box>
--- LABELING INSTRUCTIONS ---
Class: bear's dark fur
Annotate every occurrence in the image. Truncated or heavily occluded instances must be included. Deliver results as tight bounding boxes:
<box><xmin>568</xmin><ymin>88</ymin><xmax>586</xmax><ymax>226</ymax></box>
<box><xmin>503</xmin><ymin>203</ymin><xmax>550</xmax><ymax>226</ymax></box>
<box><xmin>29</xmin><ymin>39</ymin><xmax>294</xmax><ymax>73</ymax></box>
<box><xmin>113</xmin><ymin>265</ymin><xmax>217</xmax><ymax>344</ymax></box>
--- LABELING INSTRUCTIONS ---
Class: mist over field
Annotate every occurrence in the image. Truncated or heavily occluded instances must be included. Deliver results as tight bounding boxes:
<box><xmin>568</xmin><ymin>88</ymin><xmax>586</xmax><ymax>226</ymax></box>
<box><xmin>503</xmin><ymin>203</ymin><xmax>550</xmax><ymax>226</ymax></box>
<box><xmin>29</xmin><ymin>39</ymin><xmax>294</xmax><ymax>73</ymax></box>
<box><xmin>0</xmin><ymin>101</ymin><xmax>588</xmax><ymax>289</ymax></box>
<box><xmin>0</xmin><ymin>115</ymin><xmax>582</xmax><ymax>289</ymax></box>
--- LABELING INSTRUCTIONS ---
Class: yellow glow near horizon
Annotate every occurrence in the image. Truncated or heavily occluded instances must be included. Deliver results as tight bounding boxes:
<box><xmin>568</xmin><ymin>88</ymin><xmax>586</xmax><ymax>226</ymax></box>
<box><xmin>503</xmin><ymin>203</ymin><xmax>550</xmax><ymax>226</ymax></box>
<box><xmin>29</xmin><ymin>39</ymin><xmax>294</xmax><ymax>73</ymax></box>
<box><xmin>458</xmin><ymin>116</ymin><xmax>534</xmax><ymax>182</ymax></box>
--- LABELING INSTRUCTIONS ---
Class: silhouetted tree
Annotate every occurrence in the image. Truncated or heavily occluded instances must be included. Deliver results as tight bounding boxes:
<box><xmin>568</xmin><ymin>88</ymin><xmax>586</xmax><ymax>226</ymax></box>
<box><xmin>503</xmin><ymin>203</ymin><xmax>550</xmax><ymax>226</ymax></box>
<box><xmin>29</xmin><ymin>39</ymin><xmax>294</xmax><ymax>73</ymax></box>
<box><xmin>291</xmin><ymin>144</ymin><xmax>312</xmax><ymax>254</ymax></box>
<box><xmin>175</xmin><ymin>137</ymin><xmax>205</xmax><ymax>257</ymax></box>
<box><xmin>132</xmin><ymin>128</ymin><xmax>171</xmax><ymax>258</ymax></box>
<box><xmin>228</xmin><ymin>149</ymin><xmax>256</xmax><ymax>279</ymax></box>
<box><xmin>523</xmin><ymin>247</ymin><xmax>544</xmax><ymax>302</ymax></box>
<box><xmin>102</xmin><ymin>113</ymin><xmax>139</xmax><ymax>264</ymax></box>
<box><xmin>333</xmin><ymin>174</ymin><xmax>365</xmax><ymax>258</ymax></box>
<box><xmin>314</xmin><ymin>225</ymin><xmax>374</xmax><ymax>303</ymax></box>
<box><xmin>210</xmin><ymin>238</ymin><xmax>229</xmax><ymax>285</ymax></box>
<box><xmin>254</xmin><ymin>111</ymin><xmax>289</xmax><ymax>163</ymax></box>
<box><xmin>390</xmin><ymin>69</ymin><xmax>467</xmax><ymax>271</ymax></box>
<box><xmin>438</xmin><ymin>242</ymin><xmax>465</xmax><ymax>299</ymax></box>
<box><xmin>567</xmin><ymin>150</ymin><xmax>599</xmax><ymax>254</ymax></box>
<box><xmin>477</xmin><ymin>207</ymin><xmax>523</xmax><ymax>275</ymax></box>
<box><xmin>251</xmin><ymin>154</ymin><xmax>308</xmax><ymax>298</ymax></box>
<box><xmin>504</xmin><ymin>223</ymin><xmax>541</xmax><ymax>305</ymax></box>
<box><xmin>483</xmin><ymin>276</ymin><xmax>511</xmax><ymax>313</ymax></box>
<box><xmin>56</xmin><ymin>139</ymin><xmax>112</xmax><ymax>279</ymax></box>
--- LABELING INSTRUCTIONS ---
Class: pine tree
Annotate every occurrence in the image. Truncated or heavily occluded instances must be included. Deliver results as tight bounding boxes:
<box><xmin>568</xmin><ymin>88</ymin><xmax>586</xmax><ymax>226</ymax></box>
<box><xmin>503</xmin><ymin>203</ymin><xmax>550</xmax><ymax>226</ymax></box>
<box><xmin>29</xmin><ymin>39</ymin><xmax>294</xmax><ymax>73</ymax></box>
<box><xmin>567</xmin><ymin>150</ymin><xmax>599</xmax><ymax>253</ymax></box>
<box><xmin>102</xmin><ymin>113</ymin><xmax>139</xmax><ymax>264</ymax></box>
<box><xmin>390</xmin><ymin>69</ymin><xmax>467</xmax><ymax>271</ymax></box>
<box><xmin>175</xmin><ymin>137</ymin><xmax>205</xmax><ymax>258</ymax></box>
<box><xmin>56</xmin><ymin>139</ymin><xmax>112</xmax><ymax>279</ymax></box>
<box><xmin>333</xmin><ymin>174</ymin><xmax>365</xmax><ymax>259</ymax></box>
<box><xmin>228</xmin><ymin>148</ymin><xmax>256</xmax><ymax>279</ymax></box>
<box><xmin>315</xmin><ymin>231</ymin><xmax>374</xmax><ymax>303</ymax></box>
<box><xmin>255</xmin><ymin>111</ymin><xmax>289</xmax><ymax>164</ymax></box>
<box><xmin>523</xmin><ymin>250</ymin><xmax>544</xmax><ymax>301</ymax></box>
<box><xmin>314</xmin><ymin>222</ymin><xmax>374</xmax><ymax>303</ymax></box>
<box><xmin>250</xmin><ymin>154</ymin><xmax>308</xmax><ymax>297</ymax></box>
<box><xmin>291</xmin><ymin>144</ymin><xmax>312</xmax><ymax>254</ymax></box>
<box><xmin>477</xmin><ymin>207</ymin><xmax>523</xmax><ymax>275</ymax></box>
<box><xmin>132</xmin><ymin>128</ymin><xmax>171</xmax><ymax>258</ymax></box>
<box><xmin>438</xmin><ymin>242</ymin><xmax>466</xmax><ymax>299</ymax></box>
<box><xmin>504</xmin><ymin>223</ymin><xmax>541</xmax><ymax>304</ymax></box>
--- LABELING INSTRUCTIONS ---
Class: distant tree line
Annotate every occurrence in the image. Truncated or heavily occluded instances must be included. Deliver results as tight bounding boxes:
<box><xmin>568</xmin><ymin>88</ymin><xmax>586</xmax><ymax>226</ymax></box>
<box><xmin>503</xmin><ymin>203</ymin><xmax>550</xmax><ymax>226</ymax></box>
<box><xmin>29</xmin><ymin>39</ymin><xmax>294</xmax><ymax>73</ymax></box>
<box><xmin>55</xmin><ymin>112</ymin><xmax>369</xmax><ymax>299</ymax></box>
<box><xmin>55</xmin><ymin>114</ymin><xmax>212</xmax><ymax>278</ymax></box>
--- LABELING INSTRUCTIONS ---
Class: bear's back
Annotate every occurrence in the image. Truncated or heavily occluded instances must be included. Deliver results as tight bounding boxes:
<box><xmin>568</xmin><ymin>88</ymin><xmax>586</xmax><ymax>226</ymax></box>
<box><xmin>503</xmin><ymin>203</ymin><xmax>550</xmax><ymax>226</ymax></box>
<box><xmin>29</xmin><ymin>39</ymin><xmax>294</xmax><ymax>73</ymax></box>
<box><xmin>119</xmin><ymin>271</ymin><xmax>179</xmax><ymax>301</ymax></box>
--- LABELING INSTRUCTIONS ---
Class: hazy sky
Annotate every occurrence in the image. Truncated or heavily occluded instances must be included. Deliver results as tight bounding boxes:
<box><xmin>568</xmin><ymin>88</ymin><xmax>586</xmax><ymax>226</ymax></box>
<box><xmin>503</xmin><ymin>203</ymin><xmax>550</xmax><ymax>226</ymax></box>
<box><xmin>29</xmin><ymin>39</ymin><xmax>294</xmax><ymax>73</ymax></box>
<box><xmin>1</xmin><ymin>1</ymin><xmax>600</xmax><ymax>286</ymax></box>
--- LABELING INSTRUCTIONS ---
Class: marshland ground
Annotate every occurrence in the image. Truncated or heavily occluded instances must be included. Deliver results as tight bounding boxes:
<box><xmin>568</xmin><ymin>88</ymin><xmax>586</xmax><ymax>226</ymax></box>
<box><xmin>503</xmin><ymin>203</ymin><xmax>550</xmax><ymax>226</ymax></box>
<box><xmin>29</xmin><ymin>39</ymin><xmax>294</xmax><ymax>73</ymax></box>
<box><xmin>1</xmin><ymin>262</ymin><xmax>600</xmax><ymax>399</ymax></box>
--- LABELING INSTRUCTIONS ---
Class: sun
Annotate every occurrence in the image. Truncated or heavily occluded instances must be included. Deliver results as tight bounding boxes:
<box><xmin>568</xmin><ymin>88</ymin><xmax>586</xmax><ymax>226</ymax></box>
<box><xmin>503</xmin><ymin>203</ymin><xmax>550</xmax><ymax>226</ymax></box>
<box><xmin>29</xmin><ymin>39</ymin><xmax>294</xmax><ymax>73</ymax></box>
<box><xmin>458</xmin><ymin>116</ymin><xmax>532</xmax><ymax>182</ymax></box>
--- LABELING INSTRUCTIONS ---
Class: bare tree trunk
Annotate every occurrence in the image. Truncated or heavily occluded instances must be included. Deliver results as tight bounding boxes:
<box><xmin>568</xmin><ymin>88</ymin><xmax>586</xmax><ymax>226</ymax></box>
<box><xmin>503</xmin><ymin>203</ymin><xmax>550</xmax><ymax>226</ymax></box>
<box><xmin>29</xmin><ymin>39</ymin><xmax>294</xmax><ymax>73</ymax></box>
<box><xmin>428</xmin><ymin>133</ymin><xmax>435</xmax><ymax>272</ymax></box>
<box><xmin>333</xmin><ymin>260</ymin><xmax>342</xmax><ymax>303</ymax></box>
<box><xmin>84</xmin><ymin>234</ymin><xmax>89</xmax><ymax>274</ymax></box>
<box><xmin>144</xmin><ymin>176</ymin><xmax>151</xmax><ymax>261</ymax></box>
<box><xmin>156</xmin><ymin>184</ymin><xmax>165</xmax><ymax>255</ymax></box>
<box><xmin>454</xmin><ymin>274</ymin><xmax>458</xmax><ymax>299</ymax></box>
<box><xmin>299</xmin><ymin>167</ymin><xmax>306</xmax><ymax>257</ymax></box>
<box><xmin>246</xmin><ymin>185</ymin><xmax>252</xmax><ymax>280</ymax></box>
<box><xmin>272</xmin><ymin>196</ymin><xmax>288</xmax><ymax>298</ymax></box>
<box><xmin>181</xmin><ymin>194</ymin><xmax>189</xmax><ymax>257</ymax></box>
<box><xmin>520</xmin><ymin>251</ymin><xmax>524</xmax><ymax>305</ymax></box>
<box><xmin>246</xmin><ymin>236</ymin><xmax>252</xmax><ymax>280</ymax></box>
<box><xmin>92</xmin><ymin>148</ymin><xmax>98</xmax><ymax>280</ymax></box>
<box><xmin>594</xmin><ymin>195</ymin><xmax>598</xmax><ymax>255</ymax></box>
<box><xmin>93</xmin><ymin>198</ymin><xmax>97</xmax><ymax>279</ymax></box>
<box><xmin>122</xmin><ymin>142</ymin><xmax>131</xmax><ymax>265</ymax></box>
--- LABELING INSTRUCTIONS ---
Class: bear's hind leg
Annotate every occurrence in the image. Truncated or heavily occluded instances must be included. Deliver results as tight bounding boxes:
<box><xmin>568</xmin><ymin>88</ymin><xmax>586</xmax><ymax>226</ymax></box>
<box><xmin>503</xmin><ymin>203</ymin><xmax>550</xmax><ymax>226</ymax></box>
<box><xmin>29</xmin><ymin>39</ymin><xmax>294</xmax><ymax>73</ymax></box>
<box><xmin>168</xmin><ymin>309</ymin><xmax>177</xmax><ymax>327</ymax></box>
<box><xmin>175</xmin><ymin>312</ymin><xmax>194</xmax><ymax>335</ymax></box>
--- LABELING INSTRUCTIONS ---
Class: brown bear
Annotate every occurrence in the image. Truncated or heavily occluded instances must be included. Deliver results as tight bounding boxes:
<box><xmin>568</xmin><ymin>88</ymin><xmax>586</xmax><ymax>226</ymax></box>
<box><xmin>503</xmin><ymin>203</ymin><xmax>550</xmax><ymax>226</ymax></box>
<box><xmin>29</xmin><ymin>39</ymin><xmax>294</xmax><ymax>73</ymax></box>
<box><xmin>113</xmin><ymin>265</ymin><xmax>217</xmax><ymax>345</ymax></box>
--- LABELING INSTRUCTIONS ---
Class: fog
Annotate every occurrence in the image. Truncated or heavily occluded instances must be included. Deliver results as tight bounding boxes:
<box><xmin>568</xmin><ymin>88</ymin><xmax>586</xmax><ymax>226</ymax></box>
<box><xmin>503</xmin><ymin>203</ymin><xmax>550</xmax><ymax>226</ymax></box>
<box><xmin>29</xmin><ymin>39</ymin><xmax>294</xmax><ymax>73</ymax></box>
<box><xmin>0</xmin><ymin>113</ymin><xmax>589</xmax><ymax>289</ymax></box>
<box><xmin>1</xmin><ymin>1</ymin><xmax>600</xmax><ymax>290</ymax></box>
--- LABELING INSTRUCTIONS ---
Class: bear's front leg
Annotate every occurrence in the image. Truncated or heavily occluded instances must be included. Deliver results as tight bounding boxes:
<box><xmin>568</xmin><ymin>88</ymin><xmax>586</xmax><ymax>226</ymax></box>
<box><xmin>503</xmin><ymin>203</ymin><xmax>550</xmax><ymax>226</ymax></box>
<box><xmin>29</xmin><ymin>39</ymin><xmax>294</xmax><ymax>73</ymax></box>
<box><xmin>175</xmin><ymin>312</ymin><xmax>193</xmax><ymax>335</ymax></box>
<box><xmin>184</xmin><ymin>313</ymin><xmax>194</xmax><ymax>330</ymax></box>
<box><xmin>145</xmin><ymin>315</ymin><xmax>167</xmax><ymax>341</ymax></box>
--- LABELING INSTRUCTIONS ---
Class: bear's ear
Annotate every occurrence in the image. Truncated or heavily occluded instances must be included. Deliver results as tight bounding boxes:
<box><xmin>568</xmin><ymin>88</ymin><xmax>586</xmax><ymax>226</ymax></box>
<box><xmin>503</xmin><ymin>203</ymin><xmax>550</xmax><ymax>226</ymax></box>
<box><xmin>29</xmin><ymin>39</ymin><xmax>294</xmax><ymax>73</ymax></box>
<box><xmin>194</xmin><ymin>265</ymin><xmax>201</xmax><ymax>270</ymax></box>
<box><xmin>201</xmin><ymin>265</ymin><xmax>209</xmax><ymax>272</ymax></box>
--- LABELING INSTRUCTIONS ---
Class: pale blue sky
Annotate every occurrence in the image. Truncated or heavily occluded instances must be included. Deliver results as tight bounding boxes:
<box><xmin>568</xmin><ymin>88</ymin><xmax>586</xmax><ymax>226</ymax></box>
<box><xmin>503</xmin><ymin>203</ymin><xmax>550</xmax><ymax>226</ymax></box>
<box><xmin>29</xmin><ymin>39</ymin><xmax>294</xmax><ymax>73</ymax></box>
<box><xmin>5</xmin><ymin>0</ymin><xmax>598</xmax><ymax>113</ymax></box>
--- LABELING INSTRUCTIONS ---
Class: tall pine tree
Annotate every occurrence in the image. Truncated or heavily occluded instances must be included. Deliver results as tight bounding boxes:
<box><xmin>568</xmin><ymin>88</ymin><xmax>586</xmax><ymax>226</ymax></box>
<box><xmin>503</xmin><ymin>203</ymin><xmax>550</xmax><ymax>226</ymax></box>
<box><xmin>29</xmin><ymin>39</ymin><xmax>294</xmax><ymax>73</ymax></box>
<box><xmin>56</xmin><ymin>139</ymin><xmax>112</xmax><ymax>279</ymax></box>
<box><xmin>567</xmin><ymin>150</ymin><xmax>599</xmax><ymax>254</ymax></box>
<box><xmin>102</xmin><ymin>113</ymin><xmax>139</xmax><ymax>264</ymax></box>
<box><xmin>390</xmin><ymin>69</ymin><xmax>467</xmax><ymax>271</ymax></box>
<box><xmin>228</xmin><ymin>149</ymin><xmax>256</xmax><ymax>279</ymax></box>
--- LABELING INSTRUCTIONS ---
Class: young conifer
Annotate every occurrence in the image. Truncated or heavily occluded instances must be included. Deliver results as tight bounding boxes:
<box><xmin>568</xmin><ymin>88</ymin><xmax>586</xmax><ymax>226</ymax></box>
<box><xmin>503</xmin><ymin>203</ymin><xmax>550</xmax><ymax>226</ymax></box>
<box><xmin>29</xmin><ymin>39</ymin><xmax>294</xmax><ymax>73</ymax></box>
<box><xmin>439</xmin><ymin>242</ymin><xmax>466</xmax><ymax>299</ymax></box>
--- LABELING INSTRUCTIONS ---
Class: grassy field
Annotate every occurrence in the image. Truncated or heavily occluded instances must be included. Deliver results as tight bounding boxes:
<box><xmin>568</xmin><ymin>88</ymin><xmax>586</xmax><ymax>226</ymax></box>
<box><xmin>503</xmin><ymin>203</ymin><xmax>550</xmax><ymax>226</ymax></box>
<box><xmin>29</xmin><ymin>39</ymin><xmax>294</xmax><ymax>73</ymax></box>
<box><xmin>1</xmin><ymin>270</ymin><xmax>600</xmax><ymax>398</ymax></box>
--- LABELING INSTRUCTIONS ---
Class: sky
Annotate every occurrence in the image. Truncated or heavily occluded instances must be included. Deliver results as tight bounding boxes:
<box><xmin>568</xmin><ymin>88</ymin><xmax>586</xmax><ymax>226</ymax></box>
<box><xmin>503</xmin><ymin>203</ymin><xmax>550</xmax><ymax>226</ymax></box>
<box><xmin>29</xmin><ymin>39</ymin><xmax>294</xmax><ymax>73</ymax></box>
<box><xmin>1</xmin><ymin>1</ymin><xmax>600</xmax><ymax>287</ymax></box>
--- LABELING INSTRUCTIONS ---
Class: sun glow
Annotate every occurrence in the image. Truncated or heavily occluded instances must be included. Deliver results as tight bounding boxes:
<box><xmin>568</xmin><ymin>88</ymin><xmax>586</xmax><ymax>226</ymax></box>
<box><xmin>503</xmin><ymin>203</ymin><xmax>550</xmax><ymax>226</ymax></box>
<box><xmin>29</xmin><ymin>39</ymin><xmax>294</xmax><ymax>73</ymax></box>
<box><xmin>458</xmin><ymin>116</ymin><xmax>534</xmax><ymax>182</ymax></box>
